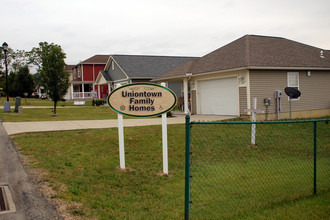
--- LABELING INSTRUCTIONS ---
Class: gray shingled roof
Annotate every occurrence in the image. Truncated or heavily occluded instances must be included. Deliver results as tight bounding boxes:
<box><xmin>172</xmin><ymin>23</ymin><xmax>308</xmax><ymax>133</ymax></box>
<box><xmin>100</xmin><ymin>71</ymin><xmax>112</xmax><ymax>81</ymax></box>
<box><xmin>111</xmin><ymin>55</ymin><xmax>198</xmax><ymax>78</ymax></box>
<box><xmin>154</xmin><ymin>35</ymin><xmax>330</xmax><ymax>80</ymax></box>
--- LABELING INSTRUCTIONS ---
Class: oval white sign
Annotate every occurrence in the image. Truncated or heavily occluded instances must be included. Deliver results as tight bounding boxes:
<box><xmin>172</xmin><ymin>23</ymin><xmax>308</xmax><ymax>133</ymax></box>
<box><xmin>107</xmin><ymin>83</ymin><xmax>177</xmax><ymax>117</ymax></box>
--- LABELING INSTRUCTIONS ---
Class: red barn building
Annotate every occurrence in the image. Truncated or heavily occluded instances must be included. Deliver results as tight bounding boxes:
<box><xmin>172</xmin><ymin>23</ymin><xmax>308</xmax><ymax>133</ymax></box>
<box><xmin>70</xmin><ymin>55</ymin><xmax>110</xmax><ymax>100</ymax></box>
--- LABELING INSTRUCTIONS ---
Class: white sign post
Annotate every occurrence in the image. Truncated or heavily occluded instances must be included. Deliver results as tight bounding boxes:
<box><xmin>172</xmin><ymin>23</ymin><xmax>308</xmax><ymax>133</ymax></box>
<box><xmin>118</xmin><ymin>113</ymin><xmax>125</xmax><ymax>169</ymax></box>
<box><xmin>162</xmin><ymin>113</ymin><xmax>168</xmax><ymax>174</ymax></box>
<box><xmin>245</xmin><ymin>98</ymin><xmax>264</xmax><ymax>146</ymax></box>
<box><xmin>107</xmin><ymin>83</ymin><xmax>176</xmax><ymax>174</ymax></box>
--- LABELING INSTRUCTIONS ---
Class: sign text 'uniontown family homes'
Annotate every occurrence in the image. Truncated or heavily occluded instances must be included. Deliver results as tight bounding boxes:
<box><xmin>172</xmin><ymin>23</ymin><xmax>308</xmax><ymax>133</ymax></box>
<box><xmin>107</xmin><ymin>83</ymin><xmax>177</xmax><ymax>117</ymax></box>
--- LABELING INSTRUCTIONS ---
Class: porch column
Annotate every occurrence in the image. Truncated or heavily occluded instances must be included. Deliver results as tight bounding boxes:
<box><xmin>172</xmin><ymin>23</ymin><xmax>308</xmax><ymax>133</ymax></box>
<box><xmin>82</xmin><ymin>84</ymin><xmax>85</xmax><ymax>99</ymax></box>
<box><xmin>183</xmin><ymin>78</ymin><xmax>189</xmax><ymax>114</ymax></box>
<box><xmin>108</xmin><ymin>83</ymin><xmax>111</xmax><ymax>93</ymax></box>
<box><xmin>71</xmin><ymin>84</ymin><xmax>74</xmax><ymax>100</ymax></box>
<box><xmin>98</xmin><ymin>85</ymin><xmax>101</xmax><ymax>99</ymax></box>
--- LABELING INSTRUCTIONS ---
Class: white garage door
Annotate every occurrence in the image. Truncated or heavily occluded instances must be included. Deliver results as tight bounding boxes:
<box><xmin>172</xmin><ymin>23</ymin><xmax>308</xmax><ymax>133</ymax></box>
<box><xmin>198</xmin><ymin>77</ymin><xmax>238</xmax><ymax>115</ymax></box>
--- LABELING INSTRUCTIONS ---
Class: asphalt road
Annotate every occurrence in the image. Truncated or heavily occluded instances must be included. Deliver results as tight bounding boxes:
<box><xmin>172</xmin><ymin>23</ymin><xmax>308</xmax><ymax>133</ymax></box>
<box><xmin>0</xmin><ymin>120</ymin><xmax>63</xmax><ymax>220</ymax></box>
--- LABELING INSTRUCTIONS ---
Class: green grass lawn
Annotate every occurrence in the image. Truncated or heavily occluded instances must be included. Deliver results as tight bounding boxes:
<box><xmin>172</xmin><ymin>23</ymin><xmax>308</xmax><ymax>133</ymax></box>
<box><xmin>189</xmin><ymin>122</ymin><xmax>329</xmax><ymax>219</ymax></box>
<box><xmin>0</xmin><ymin>97</ymin><xmax>159</xmax><ymax>122</ymax></box>
<box><xmin>13</xmin><ymin>125</ymin><xmax>185</xmax><ymax>219</ymax></box>
<box><xmin>0</xmin><ymin>106</ymin><xmax>120</xmax><ymax>122</ymax></box>
<box><xmin>11</xmin><ymin>123</ymin><xmax>330</xmax><ymax>219</ymax></box>
<box><xmin>0</xmin><ymin>97</ymin><xmax>94</xmax><ymax>106</ymax></box>
<box><xmin>0</xmin><ymin>97</ymin><xmax>112</xmax><ymax>122</ymax></box>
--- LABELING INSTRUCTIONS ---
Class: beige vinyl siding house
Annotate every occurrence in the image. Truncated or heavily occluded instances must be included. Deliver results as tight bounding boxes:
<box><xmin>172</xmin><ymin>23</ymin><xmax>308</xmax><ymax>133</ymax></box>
<box><xmin>239</xmin><ymin>87</ymin><xmax>248</xmax><ymax>116</ymax></box>
<box><xmin>153</xmin><ymin>35</ymin><xmax>330</xmax><ymax>120</ymax></box>
<box><xmin>248</xmin><ymin>70</ymin><xmax>330</xmax><ymax>119</ymax></box>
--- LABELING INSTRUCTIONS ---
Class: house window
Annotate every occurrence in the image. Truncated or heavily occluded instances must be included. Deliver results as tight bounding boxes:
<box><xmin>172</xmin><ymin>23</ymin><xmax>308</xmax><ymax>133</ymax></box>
<box><xmin>73</xmin><ymin>84</ymin><xmax>80</xmax><ymax>92</ymax></box>
<box><xmin>287</xmin><ymin>72</ymin><xmax>299</xmax><ymax>99</ymax></box>
<box><xmin>73</xmin><ymin>68</ymin><xmax>77</xmax><ymax>79</ymax></box>
<box><xmin>84</xmin><ymin>84</ymin><xmax>92</xmax><ymax>92</ymax></box>
<box><xmin>78</xmin><ymin>66</ymin><xmax>81</xmax><ymax>78</ymax></box>
<box><xmin>111</xmin><ymin>62</ymin><xmax>114</xmax><ymax>70</ymax></box>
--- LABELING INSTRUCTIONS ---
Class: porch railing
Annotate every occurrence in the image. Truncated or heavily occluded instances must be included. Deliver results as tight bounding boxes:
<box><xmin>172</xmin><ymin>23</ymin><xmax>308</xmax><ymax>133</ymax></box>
<box><xmin>73</xmin><ymin>92</ymin><xmax>93</xmax><ymax>99</ymax></box>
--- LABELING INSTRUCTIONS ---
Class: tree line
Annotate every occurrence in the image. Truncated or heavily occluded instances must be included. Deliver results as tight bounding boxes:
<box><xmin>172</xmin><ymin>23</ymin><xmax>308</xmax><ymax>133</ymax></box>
<box><xmin>0</xmin><ymin>42</ymin><xmax>69</xmax><ymax>114</ymax></box>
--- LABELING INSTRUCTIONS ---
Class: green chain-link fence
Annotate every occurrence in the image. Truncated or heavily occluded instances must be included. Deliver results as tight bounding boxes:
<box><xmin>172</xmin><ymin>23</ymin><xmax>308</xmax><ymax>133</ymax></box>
<box><xmin>185</xmin><ymin>116</ymin><xmax>329</xmax><ymax>219</ymax></box>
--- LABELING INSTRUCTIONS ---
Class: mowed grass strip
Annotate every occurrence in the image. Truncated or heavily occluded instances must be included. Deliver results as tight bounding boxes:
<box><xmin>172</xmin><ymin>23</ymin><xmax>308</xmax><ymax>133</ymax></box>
<box><xmin>12</xmin><ymin>123</ymin><xmax>329</xmax><ymax>219</ymax></box>
<box><xmin>0</xmin><ymin>106</ymin><xmax>120</xmax><ymax>122</ymax></box>
<box><xmin>0</xmin><ymin>98</ymin><xmax>152</xmax><ymax>122</ymax></box>
<box><xmin>0</xmin><ymin>97</ymin><xmax>93</xmax><ymax>106</ymax></box>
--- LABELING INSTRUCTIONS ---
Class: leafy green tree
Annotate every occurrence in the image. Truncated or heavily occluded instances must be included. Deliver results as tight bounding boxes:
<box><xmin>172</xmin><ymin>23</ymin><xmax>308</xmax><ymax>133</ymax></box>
<box><xmin>8</xmin><ymin>71</ymin><xmax>18</xmax><ymax>97</ymax></box>
<box><xmin>33</xmin><ymin>71</ymin><xmax>42</xmax><ymax>86</ymax></box>
<box><xmin>17</xmin><ymin>65</ymin><xmax>34</xmax><ymax>97</ymax></box>
<box><xmin>1</xmin><ymin>46</ymin><xmax>15</xmax><ymax>97</ymax></box>
<box><xmin>1</xmin><ymin>46</ymin><xmax>29</xmax><ymax>74</ymax></box>
<box><xmin>0</xmin><ymin>74</ymin><xmax>5</xmax><ymax>97</ymax></box>
<box><xmin>33</xmin><ymin>42</ymin><xmax>69</xmax><ymax>115</ymax></box>
<box><xmin>1</xmin><ymin>45</ymin><xmax>32</xmax><ymax>98</ymax></box>
<box><xmin>26</xmin><ymin>46</ymin><xmax>42</xmax><ymax>70</ymax></box>
<box><xmin>11</xmin><ymin>50</ymin><xmax>29</xmax><ymax>73</ymax></box>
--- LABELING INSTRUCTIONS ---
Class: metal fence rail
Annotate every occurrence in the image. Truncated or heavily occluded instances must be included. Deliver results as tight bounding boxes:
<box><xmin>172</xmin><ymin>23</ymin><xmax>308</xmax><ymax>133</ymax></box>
<box><xmin>185</xmin><ymin>116</ymin><xmax>329</xmax><ymax>219</ymax></box>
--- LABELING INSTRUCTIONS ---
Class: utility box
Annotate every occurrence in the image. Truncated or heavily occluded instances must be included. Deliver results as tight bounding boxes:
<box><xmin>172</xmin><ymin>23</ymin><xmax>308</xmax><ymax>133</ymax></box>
<box><xmin>14</xmin><ymin>97</ymin><xmax>21</xmax><ymax>113</ymax></box>
<box><xmin>4</xmin><ymin>101</ymin><xmax>10</xmax><ymax>113</ymax></box>
<box><xmin>275</xmin><ymin>90</ymin><xmax>282</xmax><ymax>98</ymax></box>
<box><xmin>264</xmin><ymin>98</ymin><xmax>271</xmax><ymax>106</ymax></box>
<box><xmin>18</xmin><ymin>106</ymin><xmax>23</xmax><ymax>114</ymax></box>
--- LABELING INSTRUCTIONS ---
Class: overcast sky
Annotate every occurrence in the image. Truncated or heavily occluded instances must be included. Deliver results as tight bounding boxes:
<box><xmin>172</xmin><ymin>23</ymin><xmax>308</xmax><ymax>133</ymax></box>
<box><xmin>2</xmin><ymin>0</ymin><xmax>330</xmax><ymax>65</ymax></box>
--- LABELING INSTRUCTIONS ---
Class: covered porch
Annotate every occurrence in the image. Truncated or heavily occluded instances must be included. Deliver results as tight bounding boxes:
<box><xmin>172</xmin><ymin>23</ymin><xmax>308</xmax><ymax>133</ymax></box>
<box><xmin>70</xmin><ymin>79</ymin><xmax>94</xmax><ymax>100</ymax></box>
<box><xmin>95</xmin><ymin>71</ymin><xmax>112</xmax><ymax>100</ymax></box>
<box><xmin>162</xmin><ymin>77</ymin><xmax>192</xmax><ymax>115</ymax></box>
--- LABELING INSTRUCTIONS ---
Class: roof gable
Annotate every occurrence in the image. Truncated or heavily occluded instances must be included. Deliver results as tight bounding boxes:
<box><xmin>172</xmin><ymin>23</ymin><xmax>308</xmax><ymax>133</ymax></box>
<box><xmin>193</xmin><ymin>35</ymin><xmax>330</xmax><ymax>74</ymax></box>
<box><xmin>111</xmin><ymin>55</ymin><xmax>198</xmax><ymax>78</ymax></box>
<box><xmin>192</xmin><ymin>35</ymin><xmax>248</xmax><ymax>74</ymax></box>
<box><xmin>154</xmin><ymin>60</ymin><xmax>195</xmax><ymax>80</ymax></box>
<box><xmin>154</xmin><ymin>35</ymin><xmax>330</xmax><ymax>80</ymax></box>
<box><xmin>95</xmin><ymin>70</ymin><xmax>112</xmax><ymax>85</ymax></box>
<box><xmin>246</xmin><ymin>35</ymin><xmax>329</xmax><ymax>68</ymax></box>
<box><xmin>80</xmin><ymin>55</ymin><xmax>110</xmax><ymax>64</ymax></box>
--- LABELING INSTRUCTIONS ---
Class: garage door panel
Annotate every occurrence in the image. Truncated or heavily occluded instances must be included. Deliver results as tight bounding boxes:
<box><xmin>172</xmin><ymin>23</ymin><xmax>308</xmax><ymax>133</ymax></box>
<box><xmin>198</xmin><ymin>77</ymin><xmax>238</xmax><ymax>115</ymax></box>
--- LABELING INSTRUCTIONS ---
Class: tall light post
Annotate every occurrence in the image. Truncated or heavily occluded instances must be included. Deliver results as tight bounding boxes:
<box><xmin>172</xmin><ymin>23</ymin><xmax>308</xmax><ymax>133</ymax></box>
<box><xmin>2</xmin><ymin>42</ymin><xmax>10</xmax><ymax>112</ymax></box>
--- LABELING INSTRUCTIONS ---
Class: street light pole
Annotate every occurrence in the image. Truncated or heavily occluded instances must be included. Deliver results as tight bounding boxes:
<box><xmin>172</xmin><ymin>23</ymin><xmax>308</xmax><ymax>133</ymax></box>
<box><xmin>2</xmin><ymin>42</ymin><xmax>10</xmax><ymax>112</ymax></box>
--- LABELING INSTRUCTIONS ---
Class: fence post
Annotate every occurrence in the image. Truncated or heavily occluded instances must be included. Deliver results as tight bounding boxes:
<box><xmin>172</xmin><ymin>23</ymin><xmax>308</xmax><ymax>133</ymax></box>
<box><xmin>185</xmin><ymin>115</ymin><xmax>191</xmax><ymax>220</ymax></box>
<box><xmin>313</xmin><ymin>121</ymin><xmax>317</xmax><ymax>195</ymax></box>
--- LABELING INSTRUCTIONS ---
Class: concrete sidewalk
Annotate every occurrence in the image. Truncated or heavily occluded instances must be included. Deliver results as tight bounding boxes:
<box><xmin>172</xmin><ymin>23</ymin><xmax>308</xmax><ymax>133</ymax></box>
<box><xmin>3</xmin><ymin>115</ymin><xmax>234</xmax><ymax>135</ymax></box>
